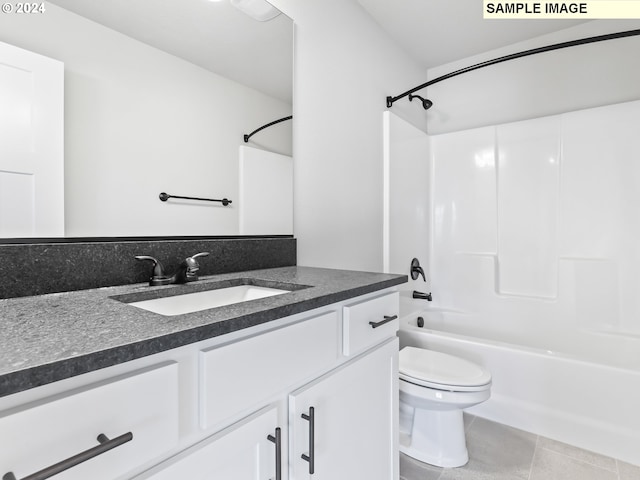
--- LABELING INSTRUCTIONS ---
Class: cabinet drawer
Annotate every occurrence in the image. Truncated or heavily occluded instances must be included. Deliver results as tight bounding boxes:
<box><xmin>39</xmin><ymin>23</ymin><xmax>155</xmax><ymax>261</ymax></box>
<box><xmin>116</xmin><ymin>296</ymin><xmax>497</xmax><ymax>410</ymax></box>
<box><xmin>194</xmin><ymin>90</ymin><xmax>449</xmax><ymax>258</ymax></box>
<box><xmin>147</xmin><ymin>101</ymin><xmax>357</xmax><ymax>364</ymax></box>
<box><xmin>200</xmin><ymin>311</ymin><xmax>339</xmax><ymax>430</ymax></box>
<box><xmin>0</xmin><ymin>362</ymin><xmax>179</xmax><ymax>480</ymax></box>
<box><xmin>134</xmin><ymin>406</ymin><xmax>279</xmax><ymax>479</ymax></box>
<box><xmin>343</xmin><ymin>292</ymin><xmax>399</xmax><ymax>356</ymax></box>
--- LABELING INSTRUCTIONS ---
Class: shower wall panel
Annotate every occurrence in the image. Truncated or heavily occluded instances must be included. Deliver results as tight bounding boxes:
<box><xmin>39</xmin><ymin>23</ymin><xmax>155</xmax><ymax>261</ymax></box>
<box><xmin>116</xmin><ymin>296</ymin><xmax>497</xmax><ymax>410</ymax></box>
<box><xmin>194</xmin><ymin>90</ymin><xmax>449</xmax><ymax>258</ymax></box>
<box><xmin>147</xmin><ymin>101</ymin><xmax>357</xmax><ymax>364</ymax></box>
<box><xmin>496</xmin><ymin>118</ymin><xmax>560</xmax><ymax>298</ymax></box>
<box><xmin>430</xmin><ymin>127</ymin><xmax>497</xmax><ymax>309</ymax></box>
<box><xmin>560</xmin><ymin>101</ymin><xmax>640</xmax><ymax>335</ymax></box>
<box><xmin>430</xmin><ymin>99</ymin><xmax>640</xmax><ymax>343</ymax></box>
<box><xmin>432</xmin><ymin>127</ymin><xmax>497</xmax><ymax>255</ymax></box>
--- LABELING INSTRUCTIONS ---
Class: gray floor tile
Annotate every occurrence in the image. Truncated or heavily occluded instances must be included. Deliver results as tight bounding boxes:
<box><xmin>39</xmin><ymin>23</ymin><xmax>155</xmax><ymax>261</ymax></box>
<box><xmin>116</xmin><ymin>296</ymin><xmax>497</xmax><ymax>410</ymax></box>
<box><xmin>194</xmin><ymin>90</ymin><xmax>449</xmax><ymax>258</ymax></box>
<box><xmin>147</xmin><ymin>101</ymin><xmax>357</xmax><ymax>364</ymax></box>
<box><xmin>400</xmin><ymin>452</ymin><xmax>442</xmax><ymax>480</ymax></box>
<box><xmin>400</xmin><ymin>415</ymin><xmax>627</xmax><ymax>480</ymax></box>
<box><xmin>536</xmin><ymin>436</ymin><xmax>617</xmax><ymax>472</ymax></box>
<box><xmin>529</xmin><ymin>448</ymin><xmax>617</xmax><ymax>480</ymax></box>
<box><xmin>453</xmin><ymin>417</ymin><xmax>537</xmax><ymax>479</ymax></box>
<box><xmin>618</xmin><ymin>460</ymin><xmax>640</xmax><ymax>480</ymax></box>
<box><xmin>437</xmin><ymin>466</ymin><xmax>525</xmax><ymax>480</ymax></box>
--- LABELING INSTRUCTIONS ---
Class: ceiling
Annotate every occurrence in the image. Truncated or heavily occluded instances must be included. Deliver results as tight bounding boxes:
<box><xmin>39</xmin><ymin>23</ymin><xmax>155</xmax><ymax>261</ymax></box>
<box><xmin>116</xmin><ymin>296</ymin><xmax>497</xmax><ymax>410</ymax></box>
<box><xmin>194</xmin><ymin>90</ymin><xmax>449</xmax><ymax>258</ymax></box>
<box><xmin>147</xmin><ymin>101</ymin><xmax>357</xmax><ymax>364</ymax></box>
<box><xmin>47</xmin><ymin>0</ymin><xmax>588</xmax><ymax>101</ymax></box>
<box><xmin>357</xmin><ymin>0</ymin><xmax>589</xmax><ymax>69</ymax></box>
<box><xmin>48</xmin><ymin>0</ymin><xmax>293</xmax><ymax>103</ymax></box>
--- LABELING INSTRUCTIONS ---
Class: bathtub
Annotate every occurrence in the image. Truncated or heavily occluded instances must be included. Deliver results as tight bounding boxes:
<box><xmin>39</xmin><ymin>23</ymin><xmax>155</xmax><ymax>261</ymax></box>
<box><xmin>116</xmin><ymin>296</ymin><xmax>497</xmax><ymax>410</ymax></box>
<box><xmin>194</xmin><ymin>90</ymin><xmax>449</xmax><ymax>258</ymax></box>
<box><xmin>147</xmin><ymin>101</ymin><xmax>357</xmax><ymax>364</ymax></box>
<box><xmin>398</xmin><ymin>308</ymin><xmax>640</xmax><ymax>466</ymax></box>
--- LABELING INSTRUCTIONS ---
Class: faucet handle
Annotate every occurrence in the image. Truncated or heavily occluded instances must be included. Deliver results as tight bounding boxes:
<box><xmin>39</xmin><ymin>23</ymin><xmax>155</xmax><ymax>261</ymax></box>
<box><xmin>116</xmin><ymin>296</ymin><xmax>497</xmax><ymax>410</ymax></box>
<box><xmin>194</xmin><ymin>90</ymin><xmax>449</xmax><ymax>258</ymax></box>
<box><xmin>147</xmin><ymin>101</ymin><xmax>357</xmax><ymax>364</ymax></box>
<box><xmin>135</xmin><ymin>255</ymin><xmax>169</xmax><ymax>285</ymax></box>
<box><xmin>184</xmin><ymin>252</ymin><xmax>209</xmax><ymax>270</ymax></box>
<box><xmin>184</xmin><ymin>252</ymin><xmax>210</xmax><ymax>275</ymax></box>
<box><xmin>174</xmin><ymin>252</ymin><xmax>210</xmax><ymax>283</ymax></box>
<box><xmin>410</xmin><ymin>258</ymin><xmax>426</xmax><ymax>282</ymax></box>
<box><xmin>135</xmin><ymin>255</ymin><xmax>164</xmax><ymax>276</ymax></box>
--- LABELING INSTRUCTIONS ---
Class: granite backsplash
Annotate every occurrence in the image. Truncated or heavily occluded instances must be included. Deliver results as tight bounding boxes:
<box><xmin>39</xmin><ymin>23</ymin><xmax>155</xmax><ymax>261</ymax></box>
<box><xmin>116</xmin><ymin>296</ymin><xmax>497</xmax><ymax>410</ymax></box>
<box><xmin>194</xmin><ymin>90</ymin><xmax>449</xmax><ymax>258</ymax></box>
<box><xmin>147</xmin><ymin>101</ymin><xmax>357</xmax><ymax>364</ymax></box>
<box><xmin>0</xmin><ymin>236</ymin><xmax>296</xmax><ymax>299</ymax></box>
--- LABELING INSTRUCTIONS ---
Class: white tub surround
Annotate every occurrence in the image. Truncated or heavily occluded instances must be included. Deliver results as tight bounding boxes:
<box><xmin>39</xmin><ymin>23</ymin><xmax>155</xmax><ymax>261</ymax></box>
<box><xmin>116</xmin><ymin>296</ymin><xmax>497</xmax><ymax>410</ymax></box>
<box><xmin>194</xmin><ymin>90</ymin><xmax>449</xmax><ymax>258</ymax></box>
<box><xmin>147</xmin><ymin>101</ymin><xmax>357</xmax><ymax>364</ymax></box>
<box><xmin>430</xmin><ymin>100</ymin><xmax>640</xmax><ymax>361</ymax></box>
<box><xmin>384</xmin><ymin>100</ymin><xmax>640</xmax><ymax>467</ymax></box>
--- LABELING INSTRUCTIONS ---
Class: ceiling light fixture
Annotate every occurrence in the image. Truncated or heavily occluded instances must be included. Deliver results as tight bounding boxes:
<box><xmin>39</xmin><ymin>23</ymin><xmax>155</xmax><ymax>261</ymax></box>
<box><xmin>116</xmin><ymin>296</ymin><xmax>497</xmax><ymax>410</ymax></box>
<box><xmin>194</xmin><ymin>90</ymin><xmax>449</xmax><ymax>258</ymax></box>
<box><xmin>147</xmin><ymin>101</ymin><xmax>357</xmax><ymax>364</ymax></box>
<box><xmin>230</xmin><ymin>0</ymin><xmax>281</xmax><ymax>21</ymax></box>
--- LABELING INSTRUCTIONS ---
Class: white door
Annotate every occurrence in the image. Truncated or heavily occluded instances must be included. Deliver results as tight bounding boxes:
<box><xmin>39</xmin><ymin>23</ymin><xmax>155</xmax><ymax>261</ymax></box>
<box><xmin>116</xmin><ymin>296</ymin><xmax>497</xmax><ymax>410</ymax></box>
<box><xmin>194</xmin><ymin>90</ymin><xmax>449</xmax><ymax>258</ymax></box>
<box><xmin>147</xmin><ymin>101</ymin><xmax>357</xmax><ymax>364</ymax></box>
<box><xmin>134</xmin><ymin>406</ymin><xmax>280</xmax><ymax>480</ymax></box>
<box><xmin>289</xmin><ymin>338</ymin><xmax>399</xmax><ymax>480</ymax></box>
<box><xmin>0</xmin><ymin>41</ymin><xmax>64</xmax><ymax>237</ymax></box>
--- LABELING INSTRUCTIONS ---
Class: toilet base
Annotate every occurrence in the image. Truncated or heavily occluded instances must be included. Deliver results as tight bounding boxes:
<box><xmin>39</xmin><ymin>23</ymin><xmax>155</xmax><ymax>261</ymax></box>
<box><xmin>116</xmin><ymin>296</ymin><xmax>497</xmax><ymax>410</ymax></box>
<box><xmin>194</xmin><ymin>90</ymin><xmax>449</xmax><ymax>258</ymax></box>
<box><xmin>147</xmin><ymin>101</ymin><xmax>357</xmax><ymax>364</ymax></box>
<box><xmin>399</xmin><ymin>405</ymin><xmax>469</xmax><ymax>468</ymax></box>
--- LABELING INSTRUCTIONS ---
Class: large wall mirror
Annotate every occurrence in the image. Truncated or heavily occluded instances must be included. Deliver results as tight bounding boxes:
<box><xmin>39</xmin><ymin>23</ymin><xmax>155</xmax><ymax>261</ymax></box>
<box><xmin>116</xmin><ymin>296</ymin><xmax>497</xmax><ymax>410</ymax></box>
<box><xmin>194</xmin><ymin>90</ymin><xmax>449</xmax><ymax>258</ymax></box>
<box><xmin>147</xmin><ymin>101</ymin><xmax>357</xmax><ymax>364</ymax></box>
<box><xmin>0</xmin><ymin>0</ymin><xmax>293</xmax><ymax>239</ymax></box>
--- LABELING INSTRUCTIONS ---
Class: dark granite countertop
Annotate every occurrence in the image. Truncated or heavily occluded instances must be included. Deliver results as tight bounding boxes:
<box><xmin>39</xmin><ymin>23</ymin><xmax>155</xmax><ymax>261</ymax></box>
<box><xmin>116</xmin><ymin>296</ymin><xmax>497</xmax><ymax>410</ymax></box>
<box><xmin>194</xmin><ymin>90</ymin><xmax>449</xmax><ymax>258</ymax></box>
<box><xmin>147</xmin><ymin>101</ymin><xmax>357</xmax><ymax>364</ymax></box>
<box><xmin>0</xmin><ymin>266</ymin><xmax>406</xmax><ymax>398</ymax></box>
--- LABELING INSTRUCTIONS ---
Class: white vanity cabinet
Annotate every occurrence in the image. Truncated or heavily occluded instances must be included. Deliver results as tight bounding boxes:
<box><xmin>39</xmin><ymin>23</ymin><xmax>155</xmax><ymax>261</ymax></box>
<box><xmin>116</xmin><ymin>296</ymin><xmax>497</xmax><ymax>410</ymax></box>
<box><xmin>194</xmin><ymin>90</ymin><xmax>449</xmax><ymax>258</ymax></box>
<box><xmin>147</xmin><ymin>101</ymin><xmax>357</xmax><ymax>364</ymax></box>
<box><xmin>287</xmin><ymin>291</ymin><xmax>400</xmax><ymax>479</ymax></box>
<box><xmin>0</xmin><ymin>288</ymin><xmax>400</xmax><ymax>480</ymax></box>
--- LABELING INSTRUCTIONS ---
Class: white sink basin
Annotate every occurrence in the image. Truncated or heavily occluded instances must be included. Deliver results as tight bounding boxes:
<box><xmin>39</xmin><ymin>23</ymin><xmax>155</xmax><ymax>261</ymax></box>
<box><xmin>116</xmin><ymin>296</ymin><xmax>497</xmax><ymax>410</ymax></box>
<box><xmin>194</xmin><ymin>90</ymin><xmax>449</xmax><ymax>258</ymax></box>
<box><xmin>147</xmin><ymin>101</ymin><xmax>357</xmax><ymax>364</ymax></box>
<box><xmin>128</xmin><ymin>285</ymin><xmax>290</xmax><ymax>316</ymax></box>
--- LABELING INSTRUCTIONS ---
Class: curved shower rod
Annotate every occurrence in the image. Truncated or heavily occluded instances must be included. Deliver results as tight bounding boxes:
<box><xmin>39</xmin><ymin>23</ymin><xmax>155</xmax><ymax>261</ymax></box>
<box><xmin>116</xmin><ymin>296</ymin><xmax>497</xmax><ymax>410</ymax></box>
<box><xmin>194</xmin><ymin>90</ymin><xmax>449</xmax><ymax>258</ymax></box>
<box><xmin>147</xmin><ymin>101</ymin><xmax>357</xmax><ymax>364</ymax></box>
<box><xmin>244</xmin><ymin>115</ymin><xmax>293</xmax><ymax>143</ymax></box>
<box><xmin>386</xmin><ymin>28</ymin><xmax>640</xmax><ymax>110</ymax></box>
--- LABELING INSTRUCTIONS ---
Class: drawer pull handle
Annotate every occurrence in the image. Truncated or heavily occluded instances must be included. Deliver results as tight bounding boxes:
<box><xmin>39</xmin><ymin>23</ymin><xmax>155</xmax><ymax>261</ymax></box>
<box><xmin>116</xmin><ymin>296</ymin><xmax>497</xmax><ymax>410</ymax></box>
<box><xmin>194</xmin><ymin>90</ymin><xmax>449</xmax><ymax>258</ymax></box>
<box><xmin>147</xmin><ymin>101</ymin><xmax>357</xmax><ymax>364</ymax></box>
<box><xmin>3</xmin><ymin>432</ymin><xmax>133</xmax><ymax>480</ymax></box>
<box><xmin>301</xmin><ymin>407</ymin><xmax>315</xmax><ymax>474</ymax></box>
<box><xmin>369</xmin><ymin>315</ymin><xmax>398</xmax><ymax>329</ymax></box>
<box><xmin>267</xmin><ymin>427</ymin><xmax>282</xmax><ymax>480</ymax></box>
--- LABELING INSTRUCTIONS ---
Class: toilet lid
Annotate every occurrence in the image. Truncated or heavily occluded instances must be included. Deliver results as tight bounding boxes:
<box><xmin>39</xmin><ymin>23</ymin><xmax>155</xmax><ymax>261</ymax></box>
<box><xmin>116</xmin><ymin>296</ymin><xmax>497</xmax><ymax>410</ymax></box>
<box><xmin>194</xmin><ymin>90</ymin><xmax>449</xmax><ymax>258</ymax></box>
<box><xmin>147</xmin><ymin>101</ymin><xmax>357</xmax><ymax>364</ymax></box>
<box><xmin>399</xmin><ymin>346</ymin><xmax>491</xmax><ymax>391</ymax></box>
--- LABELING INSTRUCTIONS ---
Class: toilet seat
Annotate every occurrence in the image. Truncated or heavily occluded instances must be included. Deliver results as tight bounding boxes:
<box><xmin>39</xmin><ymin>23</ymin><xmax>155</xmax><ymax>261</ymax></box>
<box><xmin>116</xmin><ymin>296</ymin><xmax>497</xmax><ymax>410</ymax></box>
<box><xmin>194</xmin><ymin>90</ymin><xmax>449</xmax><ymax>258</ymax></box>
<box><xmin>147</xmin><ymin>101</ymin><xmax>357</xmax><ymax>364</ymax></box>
<box><xmin>399</xmin><ymin>347</ymin><xmax>491</xmax><ymax>392</ymax></box>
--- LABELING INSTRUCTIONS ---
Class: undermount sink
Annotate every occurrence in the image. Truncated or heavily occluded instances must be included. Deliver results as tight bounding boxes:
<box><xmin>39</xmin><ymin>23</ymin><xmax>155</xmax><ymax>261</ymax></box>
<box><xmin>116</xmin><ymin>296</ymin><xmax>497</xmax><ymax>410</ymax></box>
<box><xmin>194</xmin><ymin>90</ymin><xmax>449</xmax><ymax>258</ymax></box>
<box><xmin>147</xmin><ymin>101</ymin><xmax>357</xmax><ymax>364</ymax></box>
<box><xmin>127</xmin><ymin>284</ymin><xmax>291</xmax><ymax>316</ymax></box>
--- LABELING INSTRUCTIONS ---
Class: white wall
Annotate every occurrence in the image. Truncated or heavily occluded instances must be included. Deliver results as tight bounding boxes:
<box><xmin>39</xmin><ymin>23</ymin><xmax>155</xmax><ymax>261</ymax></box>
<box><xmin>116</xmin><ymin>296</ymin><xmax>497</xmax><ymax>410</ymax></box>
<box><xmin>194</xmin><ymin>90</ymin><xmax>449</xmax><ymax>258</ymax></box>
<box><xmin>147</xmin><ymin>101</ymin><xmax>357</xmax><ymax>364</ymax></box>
<box><xmin>424</xmin><ymin>20</ymin><xmax>640</xmax><ymax>134</ymax></box>
<box><xmin>270</xmin><ymin>0</ymin><xmax>428</xmax><ymax>271</ymax></box>
<box><xmin>0</xmin><ymin>4</ymin><xmax>292</xmax><ymax>237</ymax></box>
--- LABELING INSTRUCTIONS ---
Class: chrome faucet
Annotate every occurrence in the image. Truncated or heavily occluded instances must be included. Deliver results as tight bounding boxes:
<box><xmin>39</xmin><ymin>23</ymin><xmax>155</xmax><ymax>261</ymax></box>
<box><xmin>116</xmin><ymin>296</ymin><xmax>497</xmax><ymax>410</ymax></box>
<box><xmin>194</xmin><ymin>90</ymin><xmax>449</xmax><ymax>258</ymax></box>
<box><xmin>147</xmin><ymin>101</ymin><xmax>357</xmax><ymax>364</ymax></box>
<box><xmin>135</xmin><ymin>252</ymin><xmax>210</xmax><ymax>286</ymax></box>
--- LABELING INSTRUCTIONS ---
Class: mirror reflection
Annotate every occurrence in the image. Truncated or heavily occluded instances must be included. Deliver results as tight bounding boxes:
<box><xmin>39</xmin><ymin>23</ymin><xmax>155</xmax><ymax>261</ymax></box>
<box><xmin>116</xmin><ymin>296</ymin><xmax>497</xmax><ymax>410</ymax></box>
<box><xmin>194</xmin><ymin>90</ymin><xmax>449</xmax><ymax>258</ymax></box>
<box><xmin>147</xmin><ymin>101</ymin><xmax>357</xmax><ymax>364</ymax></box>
<box><xmin>0</xmin><ymin>0</ymin><xmax>293</xmax><ymax>238</ymax></box>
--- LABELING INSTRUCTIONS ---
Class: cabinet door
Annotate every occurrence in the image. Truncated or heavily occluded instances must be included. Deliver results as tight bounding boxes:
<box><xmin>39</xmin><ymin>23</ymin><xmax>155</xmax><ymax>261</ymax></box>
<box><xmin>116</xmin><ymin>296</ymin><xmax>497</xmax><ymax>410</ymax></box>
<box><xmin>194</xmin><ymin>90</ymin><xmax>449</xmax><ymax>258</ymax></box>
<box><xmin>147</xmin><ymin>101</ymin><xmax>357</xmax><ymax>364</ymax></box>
<box><xmin>289</xmin><ymin>338</ymin><xmax>399</xmax><ymax>480</ymax></box>
<box><xmin>135</xmin><ymin>406</ymin><xmax>281</xmax><ymax>480</ymax></box>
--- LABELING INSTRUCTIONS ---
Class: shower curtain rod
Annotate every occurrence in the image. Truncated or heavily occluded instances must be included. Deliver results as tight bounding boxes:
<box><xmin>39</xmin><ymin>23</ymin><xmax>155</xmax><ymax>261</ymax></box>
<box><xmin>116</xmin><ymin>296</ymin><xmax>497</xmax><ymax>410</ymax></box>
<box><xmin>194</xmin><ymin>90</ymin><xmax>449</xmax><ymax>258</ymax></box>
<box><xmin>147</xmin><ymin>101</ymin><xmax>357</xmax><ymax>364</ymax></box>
<box><xmin>244</xmin><ymin>115</ymin><xmax>293</xmax><ymax>143</ymax></box>
<box><xmin>386</xmin><ymin>28</ymin><xmax>640</xmax><ymax>110</ymax></box>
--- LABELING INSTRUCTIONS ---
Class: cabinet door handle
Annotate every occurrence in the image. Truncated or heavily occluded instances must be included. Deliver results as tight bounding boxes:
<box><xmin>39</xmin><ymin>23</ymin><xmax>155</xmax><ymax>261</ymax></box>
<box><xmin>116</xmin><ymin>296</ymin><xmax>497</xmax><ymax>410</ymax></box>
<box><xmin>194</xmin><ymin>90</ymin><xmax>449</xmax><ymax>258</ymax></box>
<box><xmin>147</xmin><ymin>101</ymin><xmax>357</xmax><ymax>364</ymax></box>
<box><xmin>369</xmin><ymin>315</ymin><xmax>398</xmax><ymax>329</ymax></box>
<box><xmin>267</xmin><ymin>427</ymin><xmax>282</xmax><ymax>480</ymax></box>
<box><xmin>2</xmin><ymin>432</ymin><xmax>133</xmax><ymax>480</ymax></box>
<box><xmin>301</xmin><ymin>406</ymin><xmax>315</xmax><ymax>474</ymax></box>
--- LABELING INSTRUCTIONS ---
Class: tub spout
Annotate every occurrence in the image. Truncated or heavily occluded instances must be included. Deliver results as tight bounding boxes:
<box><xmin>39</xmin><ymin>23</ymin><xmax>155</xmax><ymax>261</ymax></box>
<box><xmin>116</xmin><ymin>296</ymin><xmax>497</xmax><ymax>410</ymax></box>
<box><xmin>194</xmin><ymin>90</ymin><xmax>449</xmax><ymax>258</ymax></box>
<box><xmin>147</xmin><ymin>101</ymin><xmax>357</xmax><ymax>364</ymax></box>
<box><xmin>413</xmin><ymin>290</ymin><xmax>432</xmax><ymax>301</ymax></box>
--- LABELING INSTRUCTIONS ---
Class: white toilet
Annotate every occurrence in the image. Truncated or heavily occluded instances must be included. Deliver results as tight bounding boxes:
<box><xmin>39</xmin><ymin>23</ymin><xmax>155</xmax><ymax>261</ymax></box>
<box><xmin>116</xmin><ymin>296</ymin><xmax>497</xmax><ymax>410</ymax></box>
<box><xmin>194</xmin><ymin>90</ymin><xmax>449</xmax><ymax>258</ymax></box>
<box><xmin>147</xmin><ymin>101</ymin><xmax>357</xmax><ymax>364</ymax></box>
<box><xmin>399</xmin><ymin>346</ymin><xmax>492</xmax><ymax>468</ymax></box>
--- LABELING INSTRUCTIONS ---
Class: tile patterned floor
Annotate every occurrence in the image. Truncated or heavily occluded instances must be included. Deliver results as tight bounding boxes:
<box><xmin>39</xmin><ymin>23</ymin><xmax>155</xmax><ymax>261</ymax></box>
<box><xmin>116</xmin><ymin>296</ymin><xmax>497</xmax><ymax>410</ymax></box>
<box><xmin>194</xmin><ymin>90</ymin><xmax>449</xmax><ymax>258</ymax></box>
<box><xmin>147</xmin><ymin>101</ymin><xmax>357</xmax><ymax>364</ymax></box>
<box><xmin>400</xmin><ymin>415</ymin><xmax>640</xmax><ymax>480</ymax></box>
